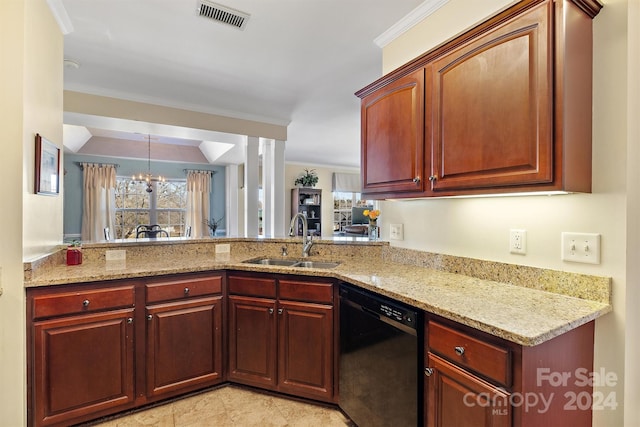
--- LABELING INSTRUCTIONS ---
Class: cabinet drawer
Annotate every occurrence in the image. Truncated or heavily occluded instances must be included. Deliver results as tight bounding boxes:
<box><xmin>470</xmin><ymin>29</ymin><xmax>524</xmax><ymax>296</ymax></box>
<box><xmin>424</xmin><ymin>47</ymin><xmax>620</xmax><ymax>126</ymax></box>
<box><xmin>32</xmin><ymin>285</ymin><xmax>135</xmax><ymax>320</ymax></box>
<box><xmin>229</xmin><ymin>275</ymin><xmax>276</xmax><ymax>298</ymax></box>
<box><xmin>428</xmin><ymin>321</ymin><xmax>511</xmax><ymax>386</ymax></box>
<box><xmin>279</xmin><ymin>279</ymin><xmax>333</xmax><ymax>304</ymax></box>
<box><xmin>146</xmin><ymin>275</ymin><xmax>222</xmax><ymax>303</ymax></box>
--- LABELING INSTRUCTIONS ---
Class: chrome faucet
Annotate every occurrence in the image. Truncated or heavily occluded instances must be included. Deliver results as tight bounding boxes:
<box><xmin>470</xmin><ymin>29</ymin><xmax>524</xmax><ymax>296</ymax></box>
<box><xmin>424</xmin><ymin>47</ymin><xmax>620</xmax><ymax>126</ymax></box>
<box><xmin>289</xmin><ymin>213</ymin><xmax>314</xmax><ymax>257</ymax></box>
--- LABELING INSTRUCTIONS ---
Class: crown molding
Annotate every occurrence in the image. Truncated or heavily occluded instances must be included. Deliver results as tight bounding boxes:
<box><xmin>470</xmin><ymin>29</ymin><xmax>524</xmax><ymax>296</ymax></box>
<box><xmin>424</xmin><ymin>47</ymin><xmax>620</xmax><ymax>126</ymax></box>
<box><xmin>374</xmin><ymin>0</ymin><xmax>449</xmax><ymax>48</ymax></box>
<box><xmin>46</xmin><ymin>0</ymin><xmax>74</xmax><ymax>35</ymax></box>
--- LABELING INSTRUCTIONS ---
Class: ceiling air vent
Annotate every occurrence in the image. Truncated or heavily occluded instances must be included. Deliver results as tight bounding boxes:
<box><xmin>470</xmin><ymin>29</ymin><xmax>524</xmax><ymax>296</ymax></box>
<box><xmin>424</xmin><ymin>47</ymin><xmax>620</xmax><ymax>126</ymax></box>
<box><xmin>197</xmin><ymin>1</ymin><xmax>250</xmax><ymax>30</ymax></box>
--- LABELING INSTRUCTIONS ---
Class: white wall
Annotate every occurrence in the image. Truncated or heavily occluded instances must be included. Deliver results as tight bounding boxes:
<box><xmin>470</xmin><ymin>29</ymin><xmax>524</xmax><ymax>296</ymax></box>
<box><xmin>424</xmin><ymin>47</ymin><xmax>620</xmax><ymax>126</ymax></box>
<box><xmin>381</xmin><ymin>1</ymin><xmax>630</xmax><ymax>426</ymax></box>
<box><xmin>623</xmin><ymin>0</ymin><xmax>639</xmax><ymax>425</ymax></box>
<box><xmin>0</xmin><ymin>1</ymin><xmax>63</xmax><ymax>425</ymax></box>
<box><xmin>22</xmin><ymin>0</ymin><xmax>64</xmax><ymax>260</ymax></box>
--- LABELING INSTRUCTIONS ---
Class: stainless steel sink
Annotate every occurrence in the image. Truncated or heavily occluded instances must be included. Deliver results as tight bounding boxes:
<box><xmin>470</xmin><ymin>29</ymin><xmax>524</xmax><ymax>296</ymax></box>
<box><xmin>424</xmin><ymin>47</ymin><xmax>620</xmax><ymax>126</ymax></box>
<box><xmin>243</xmin><ymin>258</ymin><xmax>340</xmax><ymax>269</ymax></box>
<box><xmin>244</xmin><ymin>258</ymin><xmax>300</xmax><ymax>266</ymax></box>
<box><xmin>294</xmin><ymin>261</ymin><xmax>341</xmax><ymax>269</ymax></box>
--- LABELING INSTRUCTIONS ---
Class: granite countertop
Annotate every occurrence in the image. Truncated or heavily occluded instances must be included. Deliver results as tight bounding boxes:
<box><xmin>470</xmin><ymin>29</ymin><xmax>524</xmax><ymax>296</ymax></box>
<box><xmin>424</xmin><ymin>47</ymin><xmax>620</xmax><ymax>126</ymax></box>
<box><xmin>24</xmin><ymin>244</ymin><xmax>611</xmax><ymax>347</ymax></box>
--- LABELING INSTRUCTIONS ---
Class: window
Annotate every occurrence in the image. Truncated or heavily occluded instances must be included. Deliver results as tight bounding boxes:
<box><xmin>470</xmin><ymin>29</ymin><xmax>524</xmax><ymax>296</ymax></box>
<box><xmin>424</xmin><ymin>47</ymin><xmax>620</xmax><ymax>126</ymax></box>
<box><xmin>332</xmin><ymin>191</ymin><xmax>370</xmax><ymax>234</ymax></box>
<box><xmin>115</xmin><ymin>178</ymin><xmax>187</xmax><ymax>239</ymax></box>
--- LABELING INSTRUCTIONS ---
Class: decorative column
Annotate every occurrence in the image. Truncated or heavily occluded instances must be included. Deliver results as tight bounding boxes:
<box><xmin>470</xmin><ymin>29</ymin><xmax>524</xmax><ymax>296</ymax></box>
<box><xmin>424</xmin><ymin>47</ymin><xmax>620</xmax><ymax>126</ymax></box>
<box><xmin>244</xmin><ymin>136</ymin><xmax>260</xmax><ymax>237</ymax></box>
<box><xmin>261</xmin><ymin>139</ymin><xmax>286</xmax><ymax>237</ymax></box>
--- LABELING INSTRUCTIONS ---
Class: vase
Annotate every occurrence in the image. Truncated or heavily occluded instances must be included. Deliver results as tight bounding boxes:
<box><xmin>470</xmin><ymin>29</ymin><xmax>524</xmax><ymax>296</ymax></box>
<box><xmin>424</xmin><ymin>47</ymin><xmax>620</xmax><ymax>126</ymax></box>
<box><xmin>368</xmin><ymin>221</ymin><xmax>378</xmax><ymax>241</ymax></box>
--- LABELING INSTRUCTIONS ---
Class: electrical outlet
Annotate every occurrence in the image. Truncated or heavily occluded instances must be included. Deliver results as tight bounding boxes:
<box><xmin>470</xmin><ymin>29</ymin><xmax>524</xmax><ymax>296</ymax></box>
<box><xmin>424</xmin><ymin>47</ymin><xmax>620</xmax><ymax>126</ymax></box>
<box><xmin>561</xmin><ymin>232</ymin><xmax>601</xmax><ymax>264</ymax></box>
<box><xmin>106</xmin><ymin>250</ymin><xmax>126</xmax><ymax>261</ymax></box>
<box><xmin>389</xmin><ymin>224</ymin><xmax>404</xmax><ymax>240</ymax></box>
<box><xmin>216</xmin><ymin>244</ymin><xmax>231</xmax><ymax>254</ymax></box>
<box><xmin>509</xmin><ymin>229</ymin><xmax>527</xmax><ymax>255</ymax></box>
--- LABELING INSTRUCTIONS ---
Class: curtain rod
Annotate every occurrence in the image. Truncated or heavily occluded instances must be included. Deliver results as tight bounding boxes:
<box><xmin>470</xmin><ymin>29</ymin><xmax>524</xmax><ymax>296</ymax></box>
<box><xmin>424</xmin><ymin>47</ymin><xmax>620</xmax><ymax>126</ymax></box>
<box><xmin>76</xmin><ymin>162</ymin><xmax>120</xmax><ymax>169</ymax></box>
<box><xmin>184</xmin><ymin>169</ymin><xmax>217</xmax><ymax>175</ymax></box>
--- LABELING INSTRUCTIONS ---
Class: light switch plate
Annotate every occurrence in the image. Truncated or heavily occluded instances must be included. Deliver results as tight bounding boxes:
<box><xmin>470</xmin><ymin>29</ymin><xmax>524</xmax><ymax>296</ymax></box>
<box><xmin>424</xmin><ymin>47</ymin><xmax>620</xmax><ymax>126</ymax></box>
<box><xmin>561</xmin><ymin>232</ymin><xmax>601</xmax><ymax>264</ymax></box>
<box><xmin>389</xmin><ymin>224</ymin><xmax>404</xmax><ymax>240</ymax></box>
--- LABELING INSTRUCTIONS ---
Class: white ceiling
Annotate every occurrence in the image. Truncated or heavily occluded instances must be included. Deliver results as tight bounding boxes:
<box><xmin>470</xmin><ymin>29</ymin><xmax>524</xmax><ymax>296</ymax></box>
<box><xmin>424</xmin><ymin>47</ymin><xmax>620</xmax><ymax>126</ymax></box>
<box><xmin>58</xmin><ymin>0</ymin><xmax>426</xmax><ymax>168</ymax></box>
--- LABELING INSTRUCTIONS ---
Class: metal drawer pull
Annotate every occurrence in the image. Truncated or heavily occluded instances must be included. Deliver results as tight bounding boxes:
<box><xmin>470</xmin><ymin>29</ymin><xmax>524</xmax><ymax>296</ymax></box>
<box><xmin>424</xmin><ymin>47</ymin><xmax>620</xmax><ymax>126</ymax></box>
<box><xmin>82</xmin><ymin>299</ymin><xmax>90</xmax><ymax>307</ymax></box>
<box><xmin>278</xmin><ymin>308</ymin><xmax>284</xmax><ymax>315</ymax></box>
<box><xmin>184</xmin><ymin>287</ymin><xmax>190</xmax><ymax>295</ymax></box>
<box><xmin>454</xmin><ymin>346</ymin><xmax>465</xmax><ymax>356</ymax></box>
<box><xmin>147</xmin><ymin>314</ymin><xmax>153</xmax><ymax>321</ymax></box>
<box><xmin>127</xmin><ymin>318</ymin><xmax>133</xmax><ymax>324</ymax></box>
<box><xmin>268</xmin><ymin>308</ymin><xmax>274</xmax><ymax>314</ymax></box>
<box><xmin>413</xmin><ymin>176</ymin><xmax>421</xmax><ymax>183</ymax></box>
<box><xmin>424</xmin><ymin>367</ymin><xmax>434</xmax><ymax>376</ymax></box>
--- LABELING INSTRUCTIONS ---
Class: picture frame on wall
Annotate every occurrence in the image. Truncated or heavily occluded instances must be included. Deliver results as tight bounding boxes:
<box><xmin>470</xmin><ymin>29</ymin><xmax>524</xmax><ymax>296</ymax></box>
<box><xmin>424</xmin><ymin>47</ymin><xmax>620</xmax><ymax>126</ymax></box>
<box><xmin>35</xmin><ymin>133</ymin><xmax>60</xmax><ymax>195</ymax></box>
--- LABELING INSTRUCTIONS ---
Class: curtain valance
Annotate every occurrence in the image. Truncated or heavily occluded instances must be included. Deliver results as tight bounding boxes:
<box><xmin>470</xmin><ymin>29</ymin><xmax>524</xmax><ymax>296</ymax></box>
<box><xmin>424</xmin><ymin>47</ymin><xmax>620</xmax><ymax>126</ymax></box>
<box><xmin>332</xmin><ymin>173</ymin><xmax>360</xmax><ymax>192</ymax></box>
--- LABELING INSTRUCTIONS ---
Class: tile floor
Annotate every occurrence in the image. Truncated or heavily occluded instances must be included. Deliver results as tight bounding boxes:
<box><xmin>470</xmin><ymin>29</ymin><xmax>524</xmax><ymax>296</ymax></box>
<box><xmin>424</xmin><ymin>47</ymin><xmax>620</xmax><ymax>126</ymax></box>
<box><xmin>84</xmin><ymin>385</ymin><xmax>352</xmax><ymax>427</ymax></box>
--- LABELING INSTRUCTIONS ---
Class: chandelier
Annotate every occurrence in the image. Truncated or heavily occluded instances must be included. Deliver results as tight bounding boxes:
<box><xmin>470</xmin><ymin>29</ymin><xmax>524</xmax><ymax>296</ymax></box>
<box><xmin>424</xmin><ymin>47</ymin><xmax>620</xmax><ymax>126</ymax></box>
<box><xmin>132</xmin><ymin>134</ymin><xmax>165</xmax><ymax>193</ymax></box>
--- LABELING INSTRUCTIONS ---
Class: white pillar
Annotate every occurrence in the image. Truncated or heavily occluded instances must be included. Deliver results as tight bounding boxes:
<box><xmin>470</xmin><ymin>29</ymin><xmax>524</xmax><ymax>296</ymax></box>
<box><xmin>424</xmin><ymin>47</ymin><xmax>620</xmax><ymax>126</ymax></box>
<box><xmin>244</xmin><ymin>136</ymin><xmax>260</xmax><ymax>237</ymax></box>
<box><xmin>261</xmin><ymin>139</ymin><xmax>286</xmax><ymax>237</ymax></box>
<box><xmin>225</xmin><ymin>164</ymin><xmax>240</xmax><ymax>237</ymax></box>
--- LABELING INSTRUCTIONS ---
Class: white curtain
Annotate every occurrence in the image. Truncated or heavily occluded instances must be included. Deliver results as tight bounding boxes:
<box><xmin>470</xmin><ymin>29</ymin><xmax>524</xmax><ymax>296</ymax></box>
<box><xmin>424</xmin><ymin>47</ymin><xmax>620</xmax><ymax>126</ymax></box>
<box><xmin>186</xmin><ymin>171</ymin><xmax>212</xmax><ymax>238</ymax></box>
<box><xmin>81</xmin><ymin>163</ymin><xmax>117</xmax><ymax>242</ymax></box>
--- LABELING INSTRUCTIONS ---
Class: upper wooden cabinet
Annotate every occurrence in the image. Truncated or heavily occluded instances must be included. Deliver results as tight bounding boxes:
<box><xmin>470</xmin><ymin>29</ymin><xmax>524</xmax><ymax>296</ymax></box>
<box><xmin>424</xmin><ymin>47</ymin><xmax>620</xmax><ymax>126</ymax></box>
<box><xmin>360</xmin><ymin>68</ymin><xmax>427</xmax><ymax>195</ymax></box>
<box><xmin>431</xmin><ymin>2</ymin><xmax>551</xmax><ymax>193</ymax></box>
<box><xmin>356</xmin><ymin>0</ymin><xmax>602</xmax><ymax>198</ymax></box>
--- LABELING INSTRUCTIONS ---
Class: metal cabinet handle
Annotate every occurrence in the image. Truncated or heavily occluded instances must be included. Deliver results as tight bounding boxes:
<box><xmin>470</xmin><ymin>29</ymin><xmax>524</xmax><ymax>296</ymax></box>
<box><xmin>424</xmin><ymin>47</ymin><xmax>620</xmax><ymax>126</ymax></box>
<box><xmin>424</xmin><ymin>367</ymin><xmax>434</xmax><ymax>377</ymax></box>
<box><xmin>413</xmin><ymin>176</ymin><xmax>421</xmax><ymax>183</ymax></box>
<box><xmin>184</xmin><ymin>287</ymin><xmax>190</xmax><ymax>295</ymax></box>
<box><xmin>82</xmin><ymin>299</ymin><xmax>90</xmax><ymax>307</ymax></box>
<box><xmin>147</xmin><ymin>314</ymin><xmax>153</xmax><ymax>321</ymax></box>
<box><xmin>278</xmin><ymin>308</ymin><xmax>284</xmax><ymax>315</ymax></box>
<box><xmin>428</xmin><ymin>175</ymin><xmax>437</xmax><ymax>182</ymax></box>
<box><xmin>454</xmin><ymin>346</ymin><xmax>465</xmax><ymax>356</ymax></box>
<box><xmin>127</xmin><ymin>318</ymin><xmax>133</xmax><ymax>324</ymax></box>
<box><xmin>268</xmin><ymin>308</ymin><xmax>274</xmax><ymax>314</ymax></box>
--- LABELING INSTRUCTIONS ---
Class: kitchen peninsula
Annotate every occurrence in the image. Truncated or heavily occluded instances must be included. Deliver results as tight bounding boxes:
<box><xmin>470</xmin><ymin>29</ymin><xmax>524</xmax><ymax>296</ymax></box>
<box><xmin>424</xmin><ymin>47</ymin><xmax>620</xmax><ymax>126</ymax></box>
<box><xmin>25</xmin><ymin>238</ymin><xmax>611</xmax><ymax>427</ymax></box>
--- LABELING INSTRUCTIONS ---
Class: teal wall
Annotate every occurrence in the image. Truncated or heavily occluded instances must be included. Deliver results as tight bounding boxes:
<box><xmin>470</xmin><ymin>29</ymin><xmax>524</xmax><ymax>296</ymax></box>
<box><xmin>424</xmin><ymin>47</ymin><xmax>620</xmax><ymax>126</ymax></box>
<box><xmin>63</xmin><ymin>153</ymin><xmax>225</xmax><ymax>237</ymax></box>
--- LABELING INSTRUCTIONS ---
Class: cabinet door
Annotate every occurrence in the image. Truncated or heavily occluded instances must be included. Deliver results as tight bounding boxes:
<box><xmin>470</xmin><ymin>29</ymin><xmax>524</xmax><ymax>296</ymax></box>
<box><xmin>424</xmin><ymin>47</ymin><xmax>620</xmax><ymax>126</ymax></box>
<box><xmin>430</xmin><ymin>2</ymin><xmax>552</xmax><ymax>193</ymax></box>
<box><xmin>360</xmin><ymin>68</ymin><xmax>426</xmax><ymax>196</ymax></box>
<box><xmin>32</xmin><ymin>309</ymin><xmax>135</xmax><ymax>427</ymax></box>
<box><xmin>277</xmin><ymin>300</ymin><xmax>333</xmax><ymax>402</ymax></box>
<box><xmin>145</xmin><ymin>296</ymin><xmax>223</xmax><ymax>399</ymax></box>
<box><xmin>426</xmin><ymin>353</ymin><xmax>511</xmax><ymax>427</ymax></box>
<box><xmin>228</xmin><ymin>295</ymin><xmax>277</xmax><ymax>389</ymax></box>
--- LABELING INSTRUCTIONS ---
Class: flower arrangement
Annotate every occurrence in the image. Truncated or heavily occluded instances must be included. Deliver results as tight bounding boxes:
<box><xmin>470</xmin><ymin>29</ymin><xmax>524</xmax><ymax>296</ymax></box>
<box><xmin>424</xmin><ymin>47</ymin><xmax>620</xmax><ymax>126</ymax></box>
<box><xmin>294</xmin><ymin>168</ymin><xmax>319</xmax><ymax>187</ymax></box>
<box><xmin>204</xmin><ymin>217</ymin><xmax>224</xmax><ymax>235</ymax></box>
<box><xmin>363</xmin><ymin>209</ymin><xmax>380</xmax><ymax>223</ymax></box>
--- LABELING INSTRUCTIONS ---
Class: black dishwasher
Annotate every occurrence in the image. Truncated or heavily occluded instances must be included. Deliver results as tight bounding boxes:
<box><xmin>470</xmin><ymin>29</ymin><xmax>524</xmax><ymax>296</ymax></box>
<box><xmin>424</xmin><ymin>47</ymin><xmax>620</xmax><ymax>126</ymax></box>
<box><xmin>339</xmin><ymin>283</ymin><xmax>422</xmax><ymax>427</ymax></box>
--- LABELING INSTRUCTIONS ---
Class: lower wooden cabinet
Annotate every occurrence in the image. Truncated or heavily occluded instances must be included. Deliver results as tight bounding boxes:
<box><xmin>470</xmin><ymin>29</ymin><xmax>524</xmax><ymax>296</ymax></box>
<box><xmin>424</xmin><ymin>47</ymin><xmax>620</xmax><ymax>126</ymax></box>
<box><xmin>27</xmin><ymin>273</ymin><xmax>225</xmax><ymax>427</ymax></box>
<box><xmin>145</xmin><ymin>296</ymin><xmax>223</xmax><ymax>398</ymax></box>
<box><xmin>426</xmin><ymin>353</ymin><xmax>511</xmax><ymax>427</ymax></box>
<box><xmin>278</xmin><ymin>300</ymin><xmax>333</xmax><ymax>400</ymax></box>
<box><xmin>228</xmin><ymin>295</ymin><xmax>278</xmax><ymax>388</ymax></box>
<box><xmin>424</xmin><ymin>316</ymin><xmax>595</xmax><ymax>427</ymax></box>
<box><xmin>227</xmin><ymin>273</ymin><xmax>335</xmax><ymax>402</ymax></box>
<box><xmin>32</xmin><ymin>307</ymin><xmax>136</xmax><ymax>427</ymax></box>
<box><xmin>144</xmin><ymin>274</ymin><xmax>224</xmax><ymax>401</ymax></box>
